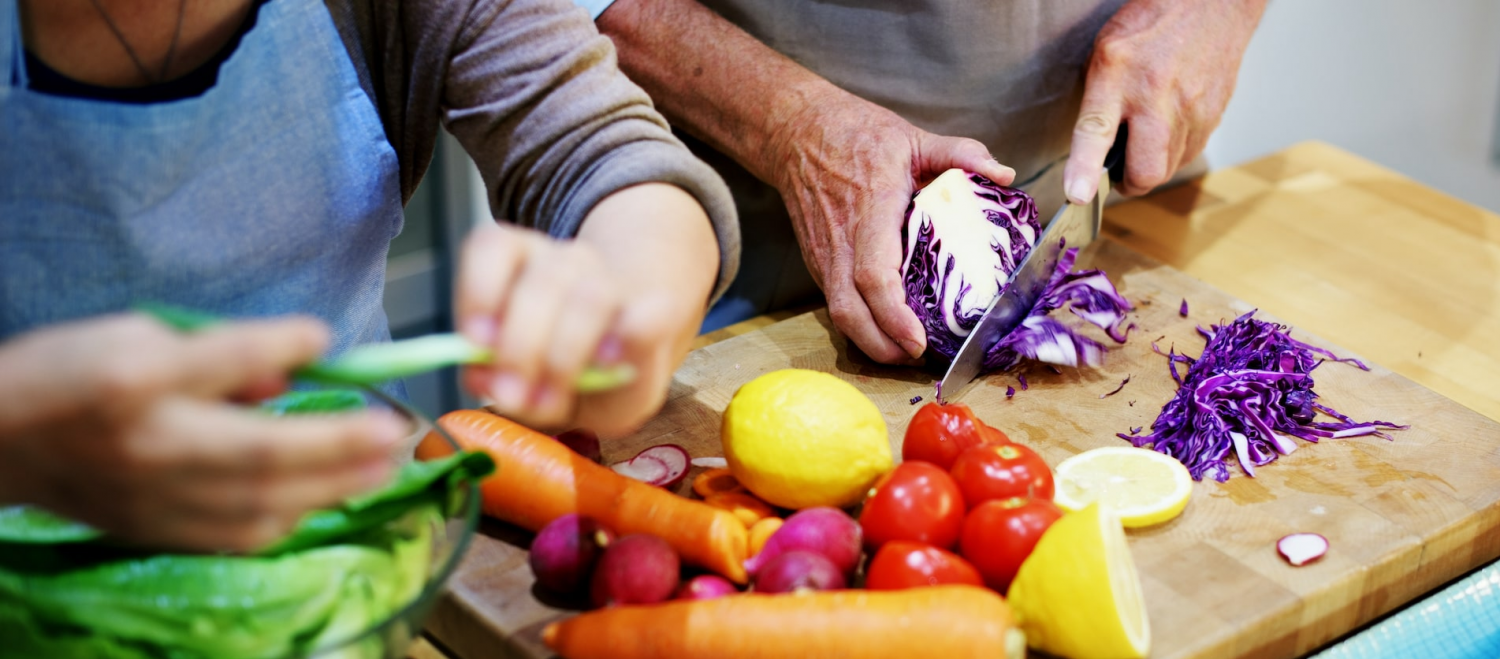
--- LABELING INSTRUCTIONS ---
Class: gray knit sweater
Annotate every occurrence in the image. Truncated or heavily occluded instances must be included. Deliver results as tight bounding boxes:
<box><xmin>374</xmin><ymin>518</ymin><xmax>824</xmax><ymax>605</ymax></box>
<box><xmin>323</xmin><ymin>0</ymin><xmax>739</xmax><ymax>302</ymax></box>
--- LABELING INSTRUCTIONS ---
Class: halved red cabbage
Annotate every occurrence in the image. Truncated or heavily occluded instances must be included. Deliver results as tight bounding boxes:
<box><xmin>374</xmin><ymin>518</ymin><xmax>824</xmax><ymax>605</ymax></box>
<box><xmin>1120</xmin><ymin>311</ymin><xmax>1407</xmax><ymax>482</ymax></box>
<box><xmin>900</xmin><ymin>169</ymin><xmax>1132</xmax><ymax>371</ymax></box>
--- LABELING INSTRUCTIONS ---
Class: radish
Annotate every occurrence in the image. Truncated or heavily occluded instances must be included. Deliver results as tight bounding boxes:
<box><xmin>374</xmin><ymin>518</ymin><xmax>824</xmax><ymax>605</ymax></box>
<box><xmin>610</xmin><ymin>444</ymin><xmax>690</xmax><ymax>489</ymax></box>
<box><xmin>590</xmin><ymin>534</ymin><xmax>681</xmax><ymax>607</ymax></box>
<box><xmin>744</xmin><ymin>507</ymin><xmax>862</xmax><ymax>578</ymax></box>
<box><xmin>1277</xmin><ymin>533</ymin><xmax>1328</xmax><ymax>566</ymax></box>
<box><xmin>529</xmin><ymin>514</ymin><xmax>614</xmax><ymax>594</ymax></box>
<box><xmin>753</xmin><ymin>550</ymin><xmax>846</xmax><ymax>594</ymax></box>
<box><xmin>673</xmin><ymin>574</ymin><xmax>739</xmax><ymax>601</ymax></box>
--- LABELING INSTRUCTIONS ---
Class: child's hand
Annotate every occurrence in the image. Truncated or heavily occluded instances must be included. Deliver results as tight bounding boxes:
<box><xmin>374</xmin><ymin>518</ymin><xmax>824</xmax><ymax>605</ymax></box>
<box><xmin>456</xmin><ymin>183</ymin><xmax>720</xmax><ymax>437</ymax></box>
<box><xmin>0</xmin><ymin>314</ymin><xmax>407</xmax><ymax>552</ymax></box>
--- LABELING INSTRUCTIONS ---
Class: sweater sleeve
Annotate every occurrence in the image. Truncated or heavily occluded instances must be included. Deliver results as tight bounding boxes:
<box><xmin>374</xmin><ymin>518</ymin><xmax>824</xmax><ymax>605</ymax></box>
<box><xmin>429</xmin><ymin>0</ymin><xmax>740</xmax><ymax>305</ymax></box>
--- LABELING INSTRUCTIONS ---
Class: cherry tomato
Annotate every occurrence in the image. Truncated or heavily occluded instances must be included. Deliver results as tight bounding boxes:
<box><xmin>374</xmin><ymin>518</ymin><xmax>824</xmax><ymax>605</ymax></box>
<box><xmin>902</xmin><ymin>402</ymin><xmax>1002</xmax><ymax>470</ymax></box>
<box><xmin>859</xmin><ymin>461</ymin><xmax>966</xmax><ymax>550</ymax></box>
<box><xmin>959</xmin><ymin>498</ymin><xmax>1063</xmax><ymax>593</ymax></box>
<box><xmin>950</xmin><ymin>442</ymin><xmax>1054</xmax><ymax>508</ymax></box>
<box><xmin>865</xmin><ymin>541</ymin><xmax>985</xmax><ymax>590</ymax></box>
<box><xmin>978</xmin><ymin>422</ymin><xmax>1011</xmax><ymax>445</ymax></box>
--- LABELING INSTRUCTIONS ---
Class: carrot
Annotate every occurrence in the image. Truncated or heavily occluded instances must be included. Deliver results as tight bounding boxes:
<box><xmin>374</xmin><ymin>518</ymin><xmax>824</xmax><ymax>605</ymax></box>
<box><xmin>692</xmin><ymin>467</ymin><xmax>745</xmax><ymax>498</ymax></box>
<box><xmin>542</xmin><ymin>586</ymin><xmax>1024</xmax><ymax>659</ymax></box>
<box><xmin>418</xmin><ymin>409</ymin><xmax>749</xmax><ymax>583</ymax></box>
<box><xmin>747</xmin><ymin>517</ymin><xmax>782</xmax><ymax>557</ymax></box>
<box><xmin>704</xmin><ymin>492</ymin><xmax>776</xmax><ymax>527</ymax></box>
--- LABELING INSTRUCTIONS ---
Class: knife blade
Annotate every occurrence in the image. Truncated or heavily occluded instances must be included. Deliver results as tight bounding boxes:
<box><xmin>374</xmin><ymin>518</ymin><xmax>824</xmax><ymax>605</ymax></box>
<box><xmin>935</xmin><ymin>129</ymin><xmax>1128</xmax><ymax>402</ymax></box>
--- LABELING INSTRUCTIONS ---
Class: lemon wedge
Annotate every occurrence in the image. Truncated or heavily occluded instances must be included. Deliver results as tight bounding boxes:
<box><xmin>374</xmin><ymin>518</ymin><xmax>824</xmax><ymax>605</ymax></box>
<box><xmin>1053</xmin><ymin>446</ymin><xmax>1192</xmax><ymax>528</ymax></box>
<box><xmin>1007</xmin><ymin>504</ymin><xmax>1150</xmax><ymax>659</ymax></box>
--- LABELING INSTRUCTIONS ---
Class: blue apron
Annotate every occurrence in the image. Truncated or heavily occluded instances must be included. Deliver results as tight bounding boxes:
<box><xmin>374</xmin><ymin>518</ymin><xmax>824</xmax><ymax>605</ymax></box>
<box><xmin>0</xmin><ymin>0</ymin><xmax>403</xmax><ymax>360</ymax></box>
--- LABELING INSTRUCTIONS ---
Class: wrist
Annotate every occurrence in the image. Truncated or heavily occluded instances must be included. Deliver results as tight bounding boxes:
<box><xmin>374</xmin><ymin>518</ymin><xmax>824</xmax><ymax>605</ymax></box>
<box><xmin>578</xmin><ymin>183</ymin><xmax>720</xmax><ymax>307</ymax></box>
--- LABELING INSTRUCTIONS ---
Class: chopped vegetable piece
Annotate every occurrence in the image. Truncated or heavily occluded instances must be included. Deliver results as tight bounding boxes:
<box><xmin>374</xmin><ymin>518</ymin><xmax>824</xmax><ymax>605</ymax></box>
<box><xmin>1179</xmin><ymin>299</ymin><xmax>1189</xmax><ymax>317</ymax></box>
<box><xmin>1018</xmin><ymin>375</ymin><xmax>1029</xmax><ymax>391</ymax></box>
<box><xmin>1006</xmin><ymin>386</ymin><xmax>1016</xmax><ymax>399</ymax></box>
<box><xmin>610</xmin><ymin>444</ymin><xmax>691</xmax><ymax>489</ymax></box>
<box><xmin>910</xmin><ymin>395</ymin><xmax>924</xmax><ymax>405</ymax></box>
<box><xmin>704</xmin><ymin>492</ymin><xmax>777</xmax><ymax>527</ymax></box>
<box><xmin>1120</xmin><ymin>312</ymin><xmax>1407</xmax><ymax>481</ymax></box>
<box><xmin>1277</xmin><ymin>533</ymin><xmax>1328</xmax><ymax>566</ymax></box>
<box><xmin>691</xmin><ymin>457</ymin><xmax>729</xmax><ymax>469</ymax></box>
<box><xmin>692</xmin><ymin>468</ymin><xmax>745</xmax><ymax>499</ymax></box>
<box><xmin>1100</xmin><ymin>375</ymin><xmax>1131</xmax><ymax>399</ymax></box>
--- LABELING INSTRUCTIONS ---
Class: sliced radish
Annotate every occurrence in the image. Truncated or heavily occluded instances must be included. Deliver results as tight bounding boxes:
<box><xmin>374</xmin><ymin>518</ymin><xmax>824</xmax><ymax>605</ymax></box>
<box><xmin>1277</xmin><ymin>533</ymin><xmax>1328</xmax><ymax>566</ymax></box>
<box><xmin>611</xmin><ymin>444</ymin><xmax>690</xmax><ymax>489</ymax></box>
<box><xmin>691</xmin><ymin>456</ymin><xmax>729</xmax><ymax>469</ymax></box>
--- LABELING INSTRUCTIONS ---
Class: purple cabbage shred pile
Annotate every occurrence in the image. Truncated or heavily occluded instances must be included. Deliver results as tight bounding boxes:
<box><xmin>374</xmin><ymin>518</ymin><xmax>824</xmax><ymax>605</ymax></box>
<box><xmin>1120</xmin><ymin>311</ymin><xmax>1406</xmax><ymax>482</ymax></box>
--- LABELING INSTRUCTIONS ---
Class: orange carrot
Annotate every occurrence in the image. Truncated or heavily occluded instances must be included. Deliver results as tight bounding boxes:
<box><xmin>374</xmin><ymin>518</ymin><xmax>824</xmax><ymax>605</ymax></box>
<box><xmin>704</xmin><ymin>491</ymin><xmax>776</xmax><ymax>527</ymax></box>
<box><xmin>747</xmin><ymin>517</ymin><xmax>783</xmax><ymax>557</ymax></box>
<box><xmin>692</xmin><ymin>467</ymin><xmax>744</xmax><ymax>498</ymax></box>
<box><xmin>419</xmin><ymin>409</ymin><xmax>749</xmax><ymax>583</ymax></box>
<box><xmin>542</xmin><ymin>586</ymin><xmax>1023</xmax><ymax>659</ymax></box>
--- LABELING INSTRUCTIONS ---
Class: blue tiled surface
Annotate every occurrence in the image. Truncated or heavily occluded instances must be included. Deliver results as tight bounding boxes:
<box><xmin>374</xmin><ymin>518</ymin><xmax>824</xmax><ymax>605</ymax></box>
<box><xmin>1312</xmin><ymin>562</ymin><xmax>1500</xmax><ymax>659</ymax></box>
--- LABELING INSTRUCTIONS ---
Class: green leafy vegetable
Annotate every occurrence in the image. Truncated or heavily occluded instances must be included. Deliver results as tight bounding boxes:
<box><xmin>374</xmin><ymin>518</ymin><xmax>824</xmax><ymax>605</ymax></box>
<box><xmin>258</xmin><ymin>389</ymin><xmax>369</xmax><ymax>416</ymax></box>
<box><xmin>0</xmin><ymin>507</ymin><xmax>102</xmax><ymax>545</ymax></box>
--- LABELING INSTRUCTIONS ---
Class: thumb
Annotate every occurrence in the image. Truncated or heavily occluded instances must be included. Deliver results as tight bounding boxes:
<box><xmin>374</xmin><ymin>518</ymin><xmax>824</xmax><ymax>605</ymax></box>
<box><xmin>1064</xmin><ymin>68</ymin><xmax>1125</xmax><ymax>205</ymax></box>
<box><xmin>915</xmin><ymin>133</ymin><xmax>1016</xmax><ymax>186</ymax></box>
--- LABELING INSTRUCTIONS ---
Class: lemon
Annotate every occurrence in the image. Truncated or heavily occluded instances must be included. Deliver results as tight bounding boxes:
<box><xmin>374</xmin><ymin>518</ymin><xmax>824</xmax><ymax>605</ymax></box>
<box><xmin>1053</xmin><ymin>446</ymin><xmax>1193</xmax><ymax>528</ymax></box>
<box><xmin>1007</xmin><ymin>504</ymin><xmax>1150</xmax><ymax>659</ymax></box>
<box><xmin>721</xmin><ymin>369</ymin><xmax>892</xmax><ymax>509</ymax></box>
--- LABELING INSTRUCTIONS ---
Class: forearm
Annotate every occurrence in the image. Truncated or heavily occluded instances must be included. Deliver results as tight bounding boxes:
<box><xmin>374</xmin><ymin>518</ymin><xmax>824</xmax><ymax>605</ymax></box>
<box><xmin>576</xmin><ymin>183</ymin><xmax>720</xmax><ymax>345</ymax></box>
<box><xmin>597</xmin><ymin>0</ymin><xmax>855</xmax><ymax>187</ymax></box>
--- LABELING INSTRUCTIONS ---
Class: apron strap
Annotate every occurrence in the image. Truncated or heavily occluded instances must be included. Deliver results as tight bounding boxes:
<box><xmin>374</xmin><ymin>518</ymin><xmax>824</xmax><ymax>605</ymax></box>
<box><xmin>0</xmin><ymin>0</ymin><xmax>20</xmax><ymax>89</ymax></box>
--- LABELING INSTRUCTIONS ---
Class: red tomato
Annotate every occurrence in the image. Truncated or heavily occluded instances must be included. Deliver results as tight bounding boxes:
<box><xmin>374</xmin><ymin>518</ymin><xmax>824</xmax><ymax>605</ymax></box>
<box><xmin>859</xmin><ymin>461</ymin><xmax>966</xmax><ymax>550</ymax></box>
<box><xmin>902</xmin><ymin>402</ymin><xmax>1001</xmax><ymax>470</ymax></box>
<box><xmin>865</xmin><ymin>541</ymin><xmax>985</xmax><ymax>590</ymax></box>
<box><xmin>959</xmin><ymin>498</ymin><xmax>1063</xmax><ymax>593</ymax></box>
<box><xmin>950</xmin><ymin>442</ymin><xmax>1054</xmax><ymax>508</ymax></box>
<box><xmin>978</xmin><ymin>422</ymin><xmax>1011</xmax><ymax>445</ymax></box>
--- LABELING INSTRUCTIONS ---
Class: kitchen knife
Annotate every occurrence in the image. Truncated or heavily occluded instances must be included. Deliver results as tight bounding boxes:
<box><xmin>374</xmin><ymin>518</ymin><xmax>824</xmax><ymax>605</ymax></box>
<box><xmin>935</xmin><ymin>129</ymin><xmax>1127</xmax><ymax>402</ymax></box>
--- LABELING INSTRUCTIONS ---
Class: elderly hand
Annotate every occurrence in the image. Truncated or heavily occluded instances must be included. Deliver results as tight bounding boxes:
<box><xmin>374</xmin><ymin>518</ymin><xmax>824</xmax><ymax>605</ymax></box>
<box><xmin>770</xmin><ymin>92</ymin><xmax>1016</xmax><ymax>364</ymax></box>
<box><xmin>0</xmin><ymin>314</ymin><xmax>407</xmax><ymax>552</ymax></box>
<box><xmin>1063</xmin><ymin>0</ymin><xmax>1267</xmax><ymax>203</ymax></box>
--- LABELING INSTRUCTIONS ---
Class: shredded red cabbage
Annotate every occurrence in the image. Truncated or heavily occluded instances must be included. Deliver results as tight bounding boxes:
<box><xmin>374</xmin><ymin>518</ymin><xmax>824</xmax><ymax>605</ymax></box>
<box><xmin>982</xmin><ymin>247</ymin><xmax>1134</xmax><ymax>371</ymax></box>
<box><xmin>1120</xmin><ymin>311</ymin><xmax>1407</xmax><ymax>482</ymax></box>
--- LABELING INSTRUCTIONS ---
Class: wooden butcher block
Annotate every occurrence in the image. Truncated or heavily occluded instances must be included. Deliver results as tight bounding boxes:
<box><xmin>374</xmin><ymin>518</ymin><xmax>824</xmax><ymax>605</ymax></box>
<box><xmin>425</xmin><ymin>150</ymin><xmax>1500</xmax><ymax>659</ymax></box>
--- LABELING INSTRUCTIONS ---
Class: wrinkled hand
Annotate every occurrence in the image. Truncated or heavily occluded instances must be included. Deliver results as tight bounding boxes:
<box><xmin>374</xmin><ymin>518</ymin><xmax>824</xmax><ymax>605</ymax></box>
<box><xmin>1063</xmin><ymin>0</ymin><xmax>1267</xmax><ymax>203</ymax></box>
<box><xmin>771</xmin><ymin>94</ymin><xmax>1016</xmax><ymax>364</ymax></box>
<box><xmin>0</xmin><ymin>315</ymin><xmax>407</xmax><ymax>552</ymax></box>
<box><xmin>457</xmin><ymin>184</ymin><xmax>716</xmax><ymax>437</ymax></box>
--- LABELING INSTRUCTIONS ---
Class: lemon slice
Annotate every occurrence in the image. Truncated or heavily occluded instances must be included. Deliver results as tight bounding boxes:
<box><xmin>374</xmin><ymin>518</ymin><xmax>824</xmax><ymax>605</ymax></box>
<box><xmin>1008</xmin><ymin>504</ymin><xmax>1150</xmax><ymax>659</ymax></box>
<box><xmin>1054</xmin><ymin>447</ymin><xmax>1192</xmax><ymax>528</ymax></box>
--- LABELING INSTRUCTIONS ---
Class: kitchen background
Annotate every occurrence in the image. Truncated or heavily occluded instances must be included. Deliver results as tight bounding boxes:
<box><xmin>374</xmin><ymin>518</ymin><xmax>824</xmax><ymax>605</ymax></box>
<box><xmin>386</xmin><ymin>0</ymin><xmax>1500</xmax><ymax>418</ymax></box>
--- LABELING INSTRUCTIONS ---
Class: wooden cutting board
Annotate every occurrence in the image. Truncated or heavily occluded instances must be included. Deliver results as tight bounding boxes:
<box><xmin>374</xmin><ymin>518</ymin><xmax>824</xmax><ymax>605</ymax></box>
<box><xmin>425</xmin><ymin>235</ymin><xmax>1500</xmax><ymax>659</ymax></box>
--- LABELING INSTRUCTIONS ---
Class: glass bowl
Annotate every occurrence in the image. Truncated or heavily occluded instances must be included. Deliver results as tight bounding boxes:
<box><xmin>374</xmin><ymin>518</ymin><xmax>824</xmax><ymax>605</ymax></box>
<box><xmin>302</xmin><ymin>385</ymin><xmax>482</xmax><ymax>659</ymax></box>
<box><xmin>0</xmin><ymin>385</ymin><xmax>481</xmax><ymax>659</ymax></box>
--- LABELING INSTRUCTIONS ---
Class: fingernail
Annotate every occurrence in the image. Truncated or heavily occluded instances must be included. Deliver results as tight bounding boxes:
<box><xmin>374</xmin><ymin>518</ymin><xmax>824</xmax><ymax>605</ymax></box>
<box><xmin>532</xmin><ymin>383</ymin><xmax>561</xmax><ymax>412</ymax></box>
<box><xmin>491</xmin><ymin>373</ymin><xmax>530</xmax><ymax>411</ymax></box>
<box><xmin>594</xmin><ymin>334</ymin><xmax>624</xmax><ymax>364</ymax></box>
<box><xmin>1065</xmin><ymin>178</ymin><xmax>1093</xmax><ymax>205</ymax></box>
<box><xmin>899</xmin><ymin>339</ymin><xmax>925</xmax><ymax>359</ymax></box>
<box><xmin>463</xmin><ymin>317</ymin><xmax>497</xmax><ymax>346</ymax></box>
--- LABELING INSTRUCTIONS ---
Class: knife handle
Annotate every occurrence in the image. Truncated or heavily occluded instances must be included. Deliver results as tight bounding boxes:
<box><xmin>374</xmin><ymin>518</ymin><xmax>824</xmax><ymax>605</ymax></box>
<box><xmin>1106</xmin><ymin>124</ymin><xmax>1129</xmax><ymax>183</ymax></box>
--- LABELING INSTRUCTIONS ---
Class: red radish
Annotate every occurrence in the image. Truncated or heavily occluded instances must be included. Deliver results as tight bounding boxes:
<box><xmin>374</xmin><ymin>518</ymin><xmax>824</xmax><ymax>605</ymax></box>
<box><xmin>590</xmin><ymin>534</ymin><xmax>681</xmax><ymax>607</ymax></box>
<box><xmin>610</xmin><ymin>444</ymin><xmax>690</xmax><ymax>489</ymax></box>
<box><xmin>554</xmin><ymin>430</ymin><xmax>602</xmax><ymax>464</ymax></box>
<box><xmin>673</xmin><ymin>574</ymin><xmax>739</xmax><ymax>601</ymax></box>
<box><xmin>1277</xmin><ymin>533</ymin><xmax>1329</xmax><ymax>566</ymax></box>
<box><xmin>753</xmin><ymin>550</ymin><xmax>846</xmax><ymax>594</ymax></box>
<box><xmin>743</xmin><ymin>507</ymin><xmax>862</xmax><ymax>578</ymax></box>
<box><xmin>529</xmin><ymin>514</ymin><xmax>614</xmax><ymax>594</ymax></box>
